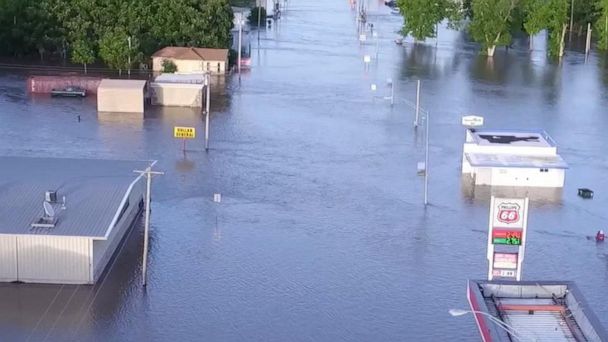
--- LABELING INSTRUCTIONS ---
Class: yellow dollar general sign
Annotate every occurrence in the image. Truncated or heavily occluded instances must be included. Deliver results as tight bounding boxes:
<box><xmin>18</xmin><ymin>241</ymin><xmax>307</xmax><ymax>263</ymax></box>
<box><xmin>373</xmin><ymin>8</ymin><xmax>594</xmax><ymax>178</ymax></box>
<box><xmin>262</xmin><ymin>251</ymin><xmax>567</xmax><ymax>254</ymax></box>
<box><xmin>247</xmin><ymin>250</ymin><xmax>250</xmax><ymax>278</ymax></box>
<box><xmin>174</xmin><ymin>126</ymin><xmax>196</xmax><ymax>139</ymax></box>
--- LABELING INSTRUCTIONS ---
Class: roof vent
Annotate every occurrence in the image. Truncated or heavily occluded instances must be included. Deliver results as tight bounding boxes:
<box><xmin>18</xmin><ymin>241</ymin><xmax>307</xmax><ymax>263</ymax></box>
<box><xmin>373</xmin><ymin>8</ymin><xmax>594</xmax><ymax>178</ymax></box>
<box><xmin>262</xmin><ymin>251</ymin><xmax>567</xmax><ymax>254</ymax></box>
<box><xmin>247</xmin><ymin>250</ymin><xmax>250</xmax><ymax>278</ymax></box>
<box><xmin>45</xmin><ymin>190</ymin><xmax>57</xmax><ymax>203</ymax></box>
<box><xmin>31</xmin><ymin>201</ymin><xmax>58</xmax><ymax>228</ymax></box>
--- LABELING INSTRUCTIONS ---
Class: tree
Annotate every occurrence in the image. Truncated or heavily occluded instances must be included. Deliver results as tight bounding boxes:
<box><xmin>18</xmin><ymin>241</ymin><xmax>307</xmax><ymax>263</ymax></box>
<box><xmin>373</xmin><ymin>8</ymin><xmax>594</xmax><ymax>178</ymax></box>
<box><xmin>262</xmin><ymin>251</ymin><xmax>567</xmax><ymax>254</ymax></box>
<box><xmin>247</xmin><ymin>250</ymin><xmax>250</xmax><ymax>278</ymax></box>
<box><xmin>397</xmin><ymin>0</ymin><xmax>447</xmax><ymax>40</ymax></box>
<box><xmin>99</xmin><ymin>29</ymin><xmax>137</xmax><ymax>74</ymax></box>
<box><xmin>596</xmin><ymin>0</ymin><xmax>608</xmax><ymax>49</ymax></box>
<box><xmin>469</xmin><ymin>0</ymin><xmax>518</xmax><ymax>56</ymax></box>
<box><xmin>71</xmin><ymin>39</ymin><xmax>95</xmax><ymax>74</ymax></box>
<box><xmin>161</xmin><ymin>59</ymin><xmax>177</xmax><ymax>73</ymax></box>
<box><xmin>525</xmin><ymin>0</ymin><xmax>569</xmax><ymax>57</ymax></box>
<box><xmin>248</xmin><ymin>6</ymin><xmax>267</xmax><ymax>26</ymax></box>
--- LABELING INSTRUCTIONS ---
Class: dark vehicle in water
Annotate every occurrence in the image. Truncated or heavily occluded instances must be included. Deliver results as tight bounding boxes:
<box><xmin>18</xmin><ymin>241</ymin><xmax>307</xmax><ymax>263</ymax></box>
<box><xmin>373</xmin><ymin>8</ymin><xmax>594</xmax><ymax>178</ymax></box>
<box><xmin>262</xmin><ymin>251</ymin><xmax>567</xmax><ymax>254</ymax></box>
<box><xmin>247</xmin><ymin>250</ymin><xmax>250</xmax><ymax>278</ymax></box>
<box><xmin>51</xmin><ymin>86</ymin><xmax>87</xmax><ymax>97</ymax></box>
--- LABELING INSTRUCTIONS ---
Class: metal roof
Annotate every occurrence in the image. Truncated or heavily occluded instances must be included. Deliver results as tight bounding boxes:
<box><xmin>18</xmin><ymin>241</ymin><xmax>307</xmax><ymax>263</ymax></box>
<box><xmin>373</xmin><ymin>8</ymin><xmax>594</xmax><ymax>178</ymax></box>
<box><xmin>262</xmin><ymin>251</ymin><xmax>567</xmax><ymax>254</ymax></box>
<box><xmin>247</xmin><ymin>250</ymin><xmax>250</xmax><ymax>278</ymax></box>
<box><xmin>98</xmin><ymin>79</ymin><xmax>147</xmax><ymax>90</ymax></box>
<box><xmin>465</xmin><ymin>153</ymin><xmax>569</xmax><ymax>169</ymax></box>
<box><xmin>0</xmin><ymin>157</ymin><xmax>150</xmax><ymax>239</ymax></box>
<box><xmin>468</xmin><ymin>280</ymin><xmax>608</xmax><ymax>342</ymax></box>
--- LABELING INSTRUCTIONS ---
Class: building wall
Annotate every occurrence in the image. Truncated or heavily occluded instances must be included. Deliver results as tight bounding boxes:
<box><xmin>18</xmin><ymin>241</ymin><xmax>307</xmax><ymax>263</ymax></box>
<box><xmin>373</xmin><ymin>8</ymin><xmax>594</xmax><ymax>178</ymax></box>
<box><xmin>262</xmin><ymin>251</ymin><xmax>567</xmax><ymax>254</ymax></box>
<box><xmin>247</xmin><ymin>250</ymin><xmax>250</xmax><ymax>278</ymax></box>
<box><xmin>97</xmin><ymin>87</ymin><xmax>144</xmax><ymax>113</ymax></box>
<box><xmin>0</xmin><ymin>235</ymin><xmax>17</xmax><ymax>281</ymax></box>
<box><xmin>92</xmin><ymin>178</ymin><xmax>144</xmax><ymax>281</ymax></box>
<box><xmin>473</xmin><ymin>167</ymin><xmax>565</xmax><ymax>187</ymax></box>
<box><xmin>150</xmin><ymin>83</ymin><xmax>203</xmax><ymax>107</ymax></box>
<box><xmin>16</xmin><ymin>236</ymin><xmax>91</xmax><ymax>284</ymax></box>
<box><xmin>152</xmin><ymin>57</ymin><xmax>227</xmax><ymax>74</ymax></box>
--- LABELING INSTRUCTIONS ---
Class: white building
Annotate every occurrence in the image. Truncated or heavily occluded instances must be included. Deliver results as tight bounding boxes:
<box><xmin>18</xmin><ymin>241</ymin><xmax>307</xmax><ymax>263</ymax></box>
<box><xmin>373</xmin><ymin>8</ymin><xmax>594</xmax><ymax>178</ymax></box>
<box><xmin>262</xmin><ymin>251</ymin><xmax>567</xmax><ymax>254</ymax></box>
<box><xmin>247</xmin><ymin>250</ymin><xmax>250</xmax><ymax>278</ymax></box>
<box><xmin>462</xmin><ymin>129</ymin><xmax>568</xmax><ymax>187</ymax></box>
<box><xmin>150</xmin><ymin>73</ymin><xmax>206</xmax><ymax>108</ymax></box>
<box><xmin>0</xmin><ymin>157</ymin><xmax>150</xmax><ymax>284</ymax></box>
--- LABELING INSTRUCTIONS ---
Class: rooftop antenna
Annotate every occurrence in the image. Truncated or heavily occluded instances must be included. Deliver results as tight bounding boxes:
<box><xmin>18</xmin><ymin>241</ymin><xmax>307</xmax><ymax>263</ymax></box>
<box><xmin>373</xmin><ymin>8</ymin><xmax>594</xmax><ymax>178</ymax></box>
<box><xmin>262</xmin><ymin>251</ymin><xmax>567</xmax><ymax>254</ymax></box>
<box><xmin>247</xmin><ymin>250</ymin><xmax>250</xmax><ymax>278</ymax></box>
<box><xmin>43</xmin><ymin>201</ymin><xmax>55</xmax><ymax>219</ymax></box>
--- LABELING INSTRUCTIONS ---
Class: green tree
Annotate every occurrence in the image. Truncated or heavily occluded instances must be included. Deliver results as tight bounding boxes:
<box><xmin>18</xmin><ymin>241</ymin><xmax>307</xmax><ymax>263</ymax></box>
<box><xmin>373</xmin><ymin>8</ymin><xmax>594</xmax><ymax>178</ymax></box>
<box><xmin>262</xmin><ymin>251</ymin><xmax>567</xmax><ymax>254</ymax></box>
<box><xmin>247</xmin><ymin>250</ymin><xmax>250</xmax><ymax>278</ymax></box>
<box><xmin>469</xmin><ymin>0</ymin><xmax>518</xmax><ymax>56</ymax></box>
<box><xmin>99</xmin><ymin>29</ymin><xmax>138</xmax><ymax>74</ymax></box>
<box><xmin>248</xmin><ymin>6</ymin><xmax>267</xmax><ymax>26</ymax></box>
<box><xmin>71</xmin><ymin>39</ymin><xmax>95</xmax><ymax>74</ymax></box>
<box><xmin>397</xmin><ymin>0</ymin><xmax>446</xmax><ymax>40</ymax></box>
<box><xmin>161</xmin><ymin>59</ymin><xmax>177</xmax><ymax>73</ymax></box>
<box><xmin>525</xmin><ymin>0</ymin><xmax>569</xmax><ymax>57</ymax></box>
<box><xmin>596</xmin><ymin>0</ymin><xmax>608</xmax><ymax>49</ymax></box>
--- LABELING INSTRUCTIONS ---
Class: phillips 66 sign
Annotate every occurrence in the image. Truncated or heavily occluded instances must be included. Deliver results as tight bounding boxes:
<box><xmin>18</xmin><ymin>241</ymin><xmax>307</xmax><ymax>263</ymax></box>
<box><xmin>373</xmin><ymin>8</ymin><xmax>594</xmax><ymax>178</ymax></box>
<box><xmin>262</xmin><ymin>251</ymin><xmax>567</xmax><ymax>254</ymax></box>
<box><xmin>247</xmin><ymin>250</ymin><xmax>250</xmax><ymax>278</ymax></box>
<box><xmin>487</xmin><ymin>197</ymin><xmax>529</xmax><ymax>281</ymax></box>
<box><xmin>491</xmin><ymin>198</ymin><xmax>525</xmax><ymax>228</ymax></box>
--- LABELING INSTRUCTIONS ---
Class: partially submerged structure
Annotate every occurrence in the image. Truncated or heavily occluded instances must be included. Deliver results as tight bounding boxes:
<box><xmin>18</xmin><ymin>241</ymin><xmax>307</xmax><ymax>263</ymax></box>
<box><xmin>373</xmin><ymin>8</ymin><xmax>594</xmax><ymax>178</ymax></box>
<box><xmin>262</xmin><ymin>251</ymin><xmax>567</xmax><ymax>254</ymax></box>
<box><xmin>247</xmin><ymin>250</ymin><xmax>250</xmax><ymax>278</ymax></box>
<box><xmin>467</xmin><ymin>280</ymin><xmax>608</xmax><ymax>341</ymax></box>
<box><xmin>462</xmin><ymin>129</ymin><xmax>568</xmax><ymax>187</ymax></box>
<box><xmin>150</xmin><ymin>73</ymin><xmax>206</xmax><ymax>108</ymax></box>
<box><xmin>0</xmin><ymin>157</ymin><xmax>150</xmax><ymax>284</ymax></box>
<box><xmin>97</xmin><ymin>79</ymin><xmax>147</xmax><ymax>113</ymax></box>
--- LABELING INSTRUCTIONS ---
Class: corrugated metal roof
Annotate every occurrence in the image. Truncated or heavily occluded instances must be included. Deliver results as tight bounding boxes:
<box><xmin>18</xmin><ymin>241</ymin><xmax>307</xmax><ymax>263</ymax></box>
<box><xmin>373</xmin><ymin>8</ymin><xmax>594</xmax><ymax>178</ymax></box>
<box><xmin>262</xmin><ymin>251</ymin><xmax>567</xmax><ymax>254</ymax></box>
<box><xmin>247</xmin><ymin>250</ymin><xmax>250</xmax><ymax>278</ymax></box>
<box><xmin>98</xmin><ymin>79</ymin><xmax>147</xmax><ymax>90</ymax></box>
<box><xmin>0</xmin><ymin>157</ymin><xmax>150</xmax><ymax>238</ymax></box>
<box><xmin>498</xmin><ymin>298</ymin><xmax>576</xmax><ymax>341</ymax></box>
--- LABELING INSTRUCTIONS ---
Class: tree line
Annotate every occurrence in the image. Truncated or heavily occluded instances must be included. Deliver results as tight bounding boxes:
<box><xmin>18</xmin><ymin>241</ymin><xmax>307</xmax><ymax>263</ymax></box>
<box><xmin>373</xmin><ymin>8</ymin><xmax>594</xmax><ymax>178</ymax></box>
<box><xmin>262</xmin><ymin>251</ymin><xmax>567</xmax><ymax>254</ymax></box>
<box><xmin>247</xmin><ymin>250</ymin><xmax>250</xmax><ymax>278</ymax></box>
<box><xmin>397</xmin><ymin>0</ymin><xmax>608</xmax><ymax>57</ymax></box>
<box><xmin>0</xmin><ymin>0</ymin><xmax>234</xmax><ymax>73</ymax></box>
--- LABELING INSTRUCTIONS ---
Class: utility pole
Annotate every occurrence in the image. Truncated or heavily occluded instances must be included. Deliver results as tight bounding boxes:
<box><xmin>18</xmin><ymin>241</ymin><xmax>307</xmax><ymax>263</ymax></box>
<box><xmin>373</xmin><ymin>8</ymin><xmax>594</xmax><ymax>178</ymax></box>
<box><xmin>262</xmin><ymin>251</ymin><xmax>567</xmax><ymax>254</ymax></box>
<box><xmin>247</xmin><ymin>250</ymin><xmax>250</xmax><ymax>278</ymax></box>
<box><xmin>569</xmin><ymin>0</ymin><xmax>575</xmax><ymax>42</ymax></box>
<box><xmin>127</xmin><ymin>36</ymin><xmax>132</xmax><ymax>77</ymax></box>
<box><xmin>415</xmin><ymin>80</ymin><xmax>421</xmax><ymax>127</ymax></box>
<box><xmin>205</xmin><ymin>73</ymin><xmax>211</xmax><ymax>151</ymax></box>
<box><xmin>133</xmin><ymin>165</ymin><xmax>164</xmax><ymax>287</ymax></box>
<box><xmin>257</xmin><ymin>4</ymin><xmax>262</xmax><ymax>43</ymax></box>
<box><xmin>237</xmin><ymin>13</ymin><xmax>244</xmax><ymax>82</ymax></box>
<box><xmin>424</xmin><ymin>111</ymin><xmax>429</xmax><ymax>206</ymax></box>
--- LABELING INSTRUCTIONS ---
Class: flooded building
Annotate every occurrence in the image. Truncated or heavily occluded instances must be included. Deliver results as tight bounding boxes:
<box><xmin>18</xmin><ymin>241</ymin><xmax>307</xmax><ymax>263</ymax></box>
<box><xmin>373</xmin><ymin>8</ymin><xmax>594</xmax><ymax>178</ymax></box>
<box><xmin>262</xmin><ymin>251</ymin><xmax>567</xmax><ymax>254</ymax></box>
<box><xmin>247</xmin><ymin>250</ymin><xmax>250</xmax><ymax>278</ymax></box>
<box><xmin>465</xmin><ymin>280</ymin><xmax>608</xmax><ymax>341</ymax></box>
<box><xmin>97</xmin><ymin>79</ymin><xmax>147</xmax><ymax>114</ymax></box>
<box><xmin>0</xmin><ymin>157</ymin><xmax>150</xmax><ymax>284</ymax></box>
<box><xmin>462</xmin><ymin>129</ymin><xmax>568</xmax><ymax>187</ymax></box>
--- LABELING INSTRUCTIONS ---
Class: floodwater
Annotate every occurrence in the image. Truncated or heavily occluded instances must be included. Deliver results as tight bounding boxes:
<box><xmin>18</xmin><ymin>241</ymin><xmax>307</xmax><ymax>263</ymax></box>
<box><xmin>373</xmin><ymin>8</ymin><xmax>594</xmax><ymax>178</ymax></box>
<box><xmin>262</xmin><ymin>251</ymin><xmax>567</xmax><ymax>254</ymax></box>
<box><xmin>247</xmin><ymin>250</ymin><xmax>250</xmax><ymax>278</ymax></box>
<box><xmin>1</xmin><ymin>0</ymin><xmax>608</xmax><ymax>341</ymax></box>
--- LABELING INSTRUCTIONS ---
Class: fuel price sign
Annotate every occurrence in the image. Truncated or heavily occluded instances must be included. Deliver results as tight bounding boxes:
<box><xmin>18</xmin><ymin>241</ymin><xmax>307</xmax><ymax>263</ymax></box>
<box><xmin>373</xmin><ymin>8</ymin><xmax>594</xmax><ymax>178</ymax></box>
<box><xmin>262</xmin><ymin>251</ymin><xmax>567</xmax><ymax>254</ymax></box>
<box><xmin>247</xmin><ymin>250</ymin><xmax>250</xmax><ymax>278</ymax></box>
<box><xmin>492</xmin><ymin>229</ymin><xmax>522</xmax><ymax>245</ymax></box>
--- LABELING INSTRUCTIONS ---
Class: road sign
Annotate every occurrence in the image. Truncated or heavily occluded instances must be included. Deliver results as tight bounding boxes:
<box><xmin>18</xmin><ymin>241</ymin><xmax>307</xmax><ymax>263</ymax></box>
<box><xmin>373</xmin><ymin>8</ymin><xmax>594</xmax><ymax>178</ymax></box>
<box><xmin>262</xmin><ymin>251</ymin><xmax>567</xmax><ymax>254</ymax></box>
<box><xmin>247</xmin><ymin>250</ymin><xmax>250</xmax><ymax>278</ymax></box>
<box><xmin>174</xmin><ymin>127</ymin><xmax>196</xmax><ymax>139</ymax></box>
<box><xmin>461</xmin><ymin>115</ymin><xmax>484</xmax><ymax>127</ymax></box>
<box><xmin>487</xmin><ymin>197</ymin><xmax>529</xmax><ymax>281</ymax></box>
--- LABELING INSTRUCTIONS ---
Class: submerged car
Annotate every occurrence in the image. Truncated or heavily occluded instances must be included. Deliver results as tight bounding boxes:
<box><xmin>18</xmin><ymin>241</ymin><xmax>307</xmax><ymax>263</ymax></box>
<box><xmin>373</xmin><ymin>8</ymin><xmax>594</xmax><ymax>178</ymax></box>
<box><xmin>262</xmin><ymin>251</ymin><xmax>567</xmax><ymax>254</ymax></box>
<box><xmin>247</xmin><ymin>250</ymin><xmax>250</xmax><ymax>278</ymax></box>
<box><xmin>51</xmin><ymin>86</ymin><xmax>87</xmax><ymax>97</ymax></box>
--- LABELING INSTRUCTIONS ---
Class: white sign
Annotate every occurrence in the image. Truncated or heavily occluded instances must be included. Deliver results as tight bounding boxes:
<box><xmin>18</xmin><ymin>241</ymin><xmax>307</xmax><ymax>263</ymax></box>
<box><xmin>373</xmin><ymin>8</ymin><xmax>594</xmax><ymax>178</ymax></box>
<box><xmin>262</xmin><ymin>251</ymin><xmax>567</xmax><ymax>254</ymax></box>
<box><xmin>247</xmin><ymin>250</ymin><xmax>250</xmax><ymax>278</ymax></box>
<box><xmin>370</xmin><ymin>84</ymin><xmax>377</xmax><ymax>91</ymax></box>
<box><xmin>491</xmin><ymin>198</ymin><xmax>526</xmax><ymax>229</ymax></box>
<box><xmin>461</xmin><ymin>115</ymin><xmax>484</xmax><ymax>127</ymax></box>
<box><xmin>487</xmin><ymin>196</ymin><xmax>529</xmax><ymax>281</ymax></box>
<box><xmin>363</xmin><ymin>55</ymin><xmax>371</xmax><ymax>63</ymax></box>
<box><xmin>359</xmin><ymin>34</ymin><xmax>367</xmax><ymax>42</ymax></box>
<box><xmin>493</xmin><ymin>252</ymin><xmax>518</xmax><ymax>269</ymax></box>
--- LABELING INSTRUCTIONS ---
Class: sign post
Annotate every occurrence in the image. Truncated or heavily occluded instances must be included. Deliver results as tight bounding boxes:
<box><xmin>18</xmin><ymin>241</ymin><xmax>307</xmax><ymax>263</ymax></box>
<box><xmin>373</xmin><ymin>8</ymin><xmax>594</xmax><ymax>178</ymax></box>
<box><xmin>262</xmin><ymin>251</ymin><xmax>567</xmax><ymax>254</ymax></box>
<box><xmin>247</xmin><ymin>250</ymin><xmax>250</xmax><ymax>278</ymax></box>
<box><xmin>487</xmin><ymin>196</ymin><xmax>529</xmax><ymax>281</ymax></box>
<box><xmin>174</xmin><ymin>126</ymin><xmax>196</xmax><ymax>152</ymax></box>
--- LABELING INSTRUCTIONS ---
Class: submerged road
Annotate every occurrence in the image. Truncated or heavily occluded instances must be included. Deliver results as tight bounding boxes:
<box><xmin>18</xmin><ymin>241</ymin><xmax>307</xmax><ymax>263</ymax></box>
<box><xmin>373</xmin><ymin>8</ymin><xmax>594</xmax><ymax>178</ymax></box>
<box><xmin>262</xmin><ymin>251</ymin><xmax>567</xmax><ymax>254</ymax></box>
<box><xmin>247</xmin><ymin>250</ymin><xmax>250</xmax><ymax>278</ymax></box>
<box><xmin>0</xmin><ymin>0</ymin><xmax>607</xmax><ymax>340</ymax></box>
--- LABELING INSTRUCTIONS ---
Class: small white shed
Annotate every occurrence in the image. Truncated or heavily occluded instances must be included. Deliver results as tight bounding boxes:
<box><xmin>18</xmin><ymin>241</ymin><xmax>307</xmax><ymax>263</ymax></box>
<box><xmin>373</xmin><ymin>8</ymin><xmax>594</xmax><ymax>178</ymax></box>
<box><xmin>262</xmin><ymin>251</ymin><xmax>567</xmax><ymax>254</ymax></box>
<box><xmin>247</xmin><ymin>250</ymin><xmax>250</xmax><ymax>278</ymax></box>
<box><xmin>0</xmin><ymin>157</ymin><xmax>150</xmax><ymax>284</ymax></box>
<box><xmin>97</xmin><ymin>79</ymin><xmax>147</xmax><ymax>113</ymax></box>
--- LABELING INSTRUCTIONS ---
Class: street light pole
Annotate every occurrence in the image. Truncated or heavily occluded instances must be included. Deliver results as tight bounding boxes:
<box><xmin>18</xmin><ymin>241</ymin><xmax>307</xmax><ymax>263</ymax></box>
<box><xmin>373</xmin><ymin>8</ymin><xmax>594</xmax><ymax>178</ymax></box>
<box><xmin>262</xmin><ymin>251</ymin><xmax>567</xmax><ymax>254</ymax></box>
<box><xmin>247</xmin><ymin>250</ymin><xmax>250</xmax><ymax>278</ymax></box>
<box><xmin>205</xmin><ymin>73</ymin><xmax>211</xmax><ymax>151</ymax></box>
<box><xmin>127</xmin><ymin>36</ymin><xmax>132</xmax><ymax>77</ymax></box>
<box><xmin>448</xmin><ymin>309</ymin><xmax>527</xmax><ymax>341</ymax></box>
<box><xmin>569</xmin><ymin>0</ymin><xmax>575</xmax><ymax>42</ymax></box>
<box><xmin>424</xmin><ymin>110</ymin><xmax>429</xmax><ymax>206</ymax></box>
<box><xmin>415</xmin><ymin>80</ymin><xmax>421</xmax><ymax>127</ymax></box>
<box><xmin>238</xmin><ymin>15</ymin><xmax>243</xmax><ymax>82</ymax></box>
<box><xmin>257</xmin><ymin>4</ymin><xmax>261</xmax><ymax>43</ymax></box>
<box><xmin>133</xmin><ymin>164</ymin><xmax>164</xmax><ymax>287</ymax></box>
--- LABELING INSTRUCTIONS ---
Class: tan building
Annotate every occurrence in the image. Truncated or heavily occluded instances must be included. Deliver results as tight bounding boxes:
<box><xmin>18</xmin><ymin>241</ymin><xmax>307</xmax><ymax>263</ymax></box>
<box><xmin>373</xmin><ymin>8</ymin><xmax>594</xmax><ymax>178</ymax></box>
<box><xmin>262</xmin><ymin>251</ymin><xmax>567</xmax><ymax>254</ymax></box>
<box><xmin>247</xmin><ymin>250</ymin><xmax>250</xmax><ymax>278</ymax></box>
<box><xmin>97</xmin><ymin>79</ymin><xmax>147</xmax><ymax>114</ymax></box>
<box><xmin>152</xmin><ymin>47</ymin><xmax>229</xmax><ymax>74</ymax></box>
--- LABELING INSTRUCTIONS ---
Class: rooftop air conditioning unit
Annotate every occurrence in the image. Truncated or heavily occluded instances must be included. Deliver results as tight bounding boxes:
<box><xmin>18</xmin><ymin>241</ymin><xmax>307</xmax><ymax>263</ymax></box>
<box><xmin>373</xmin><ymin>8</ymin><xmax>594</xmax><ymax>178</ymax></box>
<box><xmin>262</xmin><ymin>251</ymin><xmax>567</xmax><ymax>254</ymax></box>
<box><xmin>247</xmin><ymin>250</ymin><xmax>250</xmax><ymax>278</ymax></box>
<box><xmin>45</xmin><ymin>190</ymin><xmax>57</xmax><ymax>203</ymax></box>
